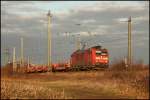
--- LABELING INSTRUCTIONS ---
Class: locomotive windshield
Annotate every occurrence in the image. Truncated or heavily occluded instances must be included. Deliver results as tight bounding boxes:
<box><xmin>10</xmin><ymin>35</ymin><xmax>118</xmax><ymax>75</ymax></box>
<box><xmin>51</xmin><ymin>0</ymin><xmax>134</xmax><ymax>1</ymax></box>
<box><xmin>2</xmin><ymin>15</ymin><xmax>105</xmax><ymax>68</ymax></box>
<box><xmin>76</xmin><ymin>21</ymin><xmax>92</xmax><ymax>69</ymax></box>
<box><xmin>101</xmin><ymin>51</ymin><xmax>108</xmax><ymax>55</ymax></box>
<box><xmin>101</xmin><ymin>52</ymin><xmax>107</xmax><ymax>55</ymax></box>
<box><xmin>96</xmin><ymin>50</ymin><xmax>101</xmax><ymax>55</ymax></box>
<box><xmin>96</xmin><ymin>50</ymin><xmax>108</xmax><ymax>55</ymax></box>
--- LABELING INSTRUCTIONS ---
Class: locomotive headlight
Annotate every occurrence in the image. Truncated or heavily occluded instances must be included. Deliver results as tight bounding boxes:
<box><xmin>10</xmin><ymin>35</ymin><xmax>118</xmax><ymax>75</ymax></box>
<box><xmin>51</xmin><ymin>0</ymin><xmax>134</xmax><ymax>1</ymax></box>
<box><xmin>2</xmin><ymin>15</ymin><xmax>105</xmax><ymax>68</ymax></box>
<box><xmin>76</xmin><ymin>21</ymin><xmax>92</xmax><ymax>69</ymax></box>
<box><xmin>96</xmin><ymin>57</ymin><xmax>100</xmax><ymax>59</ymax></box>
<box><xmin>103</xmin><ymin>57</ymin><xmax>108</xmax><ymax>60</ymax></box>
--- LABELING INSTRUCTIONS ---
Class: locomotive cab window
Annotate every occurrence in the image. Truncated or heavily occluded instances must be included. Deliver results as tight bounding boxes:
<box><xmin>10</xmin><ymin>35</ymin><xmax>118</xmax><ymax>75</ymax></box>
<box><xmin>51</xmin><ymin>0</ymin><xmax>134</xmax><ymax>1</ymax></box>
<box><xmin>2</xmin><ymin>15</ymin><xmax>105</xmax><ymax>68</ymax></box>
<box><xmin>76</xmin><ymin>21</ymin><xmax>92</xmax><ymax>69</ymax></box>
<box><xmin>101</xmin><ymin>53</ymin><xmax>107</xmax><ymax>55</ymax></box>
<box><xmin>95</xmin><ymin>51</ymin><xmax>101</xmax><ymax>55</ymax></box>
<box><xmin>101</xmin><ymin>51</ymin><xmax>107</xmax><ymax>55</ymax></box>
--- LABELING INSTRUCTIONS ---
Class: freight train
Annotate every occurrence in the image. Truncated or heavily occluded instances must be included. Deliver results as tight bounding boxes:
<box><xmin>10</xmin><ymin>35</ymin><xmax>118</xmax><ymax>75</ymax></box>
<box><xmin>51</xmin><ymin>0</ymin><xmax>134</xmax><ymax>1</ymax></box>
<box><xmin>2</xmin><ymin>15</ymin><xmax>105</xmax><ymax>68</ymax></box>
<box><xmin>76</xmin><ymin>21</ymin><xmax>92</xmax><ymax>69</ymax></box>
<box><xmin>52</xmin><ymin>45</ymin><xmax>109</xmax><ymax>72</ymax></box>
<box><xmin>26</xmin><ymin>45</ymin><xmax>109</xmax><ymax>73</ymax></box>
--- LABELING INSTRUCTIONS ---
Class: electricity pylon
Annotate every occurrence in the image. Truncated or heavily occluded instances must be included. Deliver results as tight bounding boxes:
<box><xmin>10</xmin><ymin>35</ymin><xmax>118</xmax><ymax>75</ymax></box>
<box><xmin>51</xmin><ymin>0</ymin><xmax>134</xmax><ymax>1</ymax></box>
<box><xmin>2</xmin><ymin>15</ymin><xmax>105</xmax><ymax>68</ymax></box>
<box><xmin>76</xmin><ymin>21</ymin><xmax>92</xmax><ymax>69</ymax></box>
<box><xmin>3</xmin><ymin>48</ymin><xmax>10</xmax><ymax>65</ymax></box>
<box><xmin>128</xmin><ymin>16</ymin><xmax>132</xmax><ymax>66</ymax></box>
<box><xmin>120</xmin><ymin>16</ymin><xmax>132</xmax><ymax>66</ymax></box>
<box><xmin>20</xmin><ymin>37</ymin><xmax>24</xmax><ymax>67</ymax></box>
<box><xmin>47</xmin><ymin>10</ymin><xmax>52</xmax><ymax>71</ymax></box>
<box><xmin>76</xmin><ymin>34</ymin><xmax>81</xmax><ymax>50</ymax></box>
<box><xmin>13</xmin><ymin>47</ymin><xmax>17</xmax><ymax>72</ymax></box>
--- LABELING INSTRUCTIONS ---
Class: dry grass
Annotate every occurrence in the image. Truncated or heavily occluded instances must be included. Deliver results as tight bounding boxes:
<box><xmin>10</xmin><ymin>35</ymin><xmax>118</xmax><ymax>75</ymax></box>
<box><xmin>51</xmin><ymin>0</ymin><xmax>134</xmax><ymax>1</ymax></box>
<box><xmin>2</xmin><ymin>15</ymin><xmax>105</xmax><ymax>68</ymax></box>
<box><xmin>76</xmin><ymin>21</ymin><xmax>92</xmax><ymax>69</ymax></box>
<box><xmin>1</xmin><ymin>78</ymin><xmax>71</xmax><ymax>99</ymax></box>
<box><xmin>1</xmin><ymin>61</ymin><xmax>149</xmax><ymax>99</ymax></box>
<box><xmin>106</xmin><ymin>60</ymin><xmax>149</xmax><ymax>99</ymax></box>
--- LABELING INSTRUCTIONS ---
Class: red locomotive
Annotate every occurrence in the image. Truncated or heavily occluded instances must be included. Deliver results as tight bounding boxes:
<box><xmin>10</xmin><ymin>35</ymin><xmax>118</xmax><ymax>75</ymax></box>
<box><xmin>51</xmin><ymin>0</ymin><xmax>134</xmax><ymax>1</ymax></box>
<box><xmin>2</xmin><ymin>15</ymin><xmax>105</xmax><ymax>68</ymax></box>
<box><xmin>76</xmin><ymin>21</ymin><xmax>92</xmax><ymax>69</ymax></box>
<box><xmin>70</xmin><ymin>45</ymin><xmax>109</xmax><ymax>70</ymax></box>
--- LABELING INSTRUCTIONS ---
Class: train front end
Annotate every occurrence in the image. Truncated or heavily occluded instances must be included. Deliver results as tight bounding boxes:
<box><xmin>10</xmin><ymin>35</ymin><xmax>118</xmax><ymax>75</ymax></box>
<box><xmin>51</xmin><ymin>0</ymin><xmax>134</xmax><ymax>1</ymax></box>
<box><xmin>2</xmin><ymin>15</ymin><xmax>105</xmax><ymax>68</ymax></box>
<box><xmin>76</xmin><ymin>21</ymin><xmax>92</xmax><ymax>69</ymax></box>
<box><xmin>92</xmin><ymin>46</ymin><xmax>109</xmax><ymax>68</ymax></box>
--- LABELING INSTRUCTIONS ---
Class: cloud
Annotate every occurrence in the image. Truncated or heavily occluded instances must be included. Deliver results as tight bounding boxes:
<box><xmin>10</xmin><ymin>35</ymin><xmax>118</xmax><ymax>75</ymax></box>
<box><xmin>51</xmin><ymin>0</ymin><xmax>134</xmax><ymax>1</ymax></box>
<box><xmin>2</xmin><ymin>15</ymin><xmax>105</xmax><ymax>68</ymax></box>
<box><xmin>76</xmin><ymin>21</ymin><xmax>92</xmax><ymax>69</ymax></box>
<box><xmin>75</xmin><ymin>1</ymin><xmax>147</xmax><ymax>13</ymax></box>
<box><xmin>80</xmin><ymin>19</ymin><xmax>96</xmax><ymax>24</ymax></box>
<box><xmin>134</xmin><ymin>16</ymin><xmax>149</xmax><ymax>22</ymax></box>
<box><xmin>2</xmin><ymin>1</ymin><xmax>148</xmax><ymax>37</ymax></box>
<box><xmin>53</xmin><ymin>10</ymin><xmax>72</xmax><ymax>19</ymax></box>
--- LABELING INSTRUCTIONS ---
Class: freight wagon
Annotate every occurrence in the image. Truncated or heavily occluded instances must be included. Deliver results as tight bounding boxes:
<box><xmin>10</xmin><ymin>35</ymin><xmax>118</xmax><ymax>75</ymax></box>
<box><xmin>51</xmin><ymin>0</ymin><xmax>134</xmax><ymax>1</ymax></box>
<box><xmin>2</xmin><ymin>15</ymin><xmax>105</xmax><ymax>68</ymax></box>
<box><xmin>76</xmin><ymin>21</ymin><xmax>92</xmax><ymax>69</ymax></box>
<box><xmin>52</xmin><ymin>62</ymin><xmax>70</xmax><ymax>72</ymax></box>
<box><xmin>26</xmin><ymin>64</ymin><xmax>49</xmax><ymax>73</ymax></box>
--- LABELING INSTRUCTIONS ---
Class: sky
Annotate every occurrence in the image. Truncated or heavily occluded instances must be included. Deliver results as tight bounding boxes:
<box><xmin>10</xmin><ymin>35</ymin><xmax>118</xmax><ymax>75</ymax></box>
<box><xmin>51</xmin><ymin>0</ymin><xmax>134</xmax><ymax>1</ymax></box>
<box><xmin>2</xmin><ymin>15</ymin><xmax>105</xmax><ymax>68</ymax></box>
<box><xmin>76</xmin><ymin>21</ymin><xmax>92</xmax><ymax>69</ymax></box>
<box><xmin>1</xmin><ymin>1</ymin><xmax>149</xmax><ymax>66</ymax></box>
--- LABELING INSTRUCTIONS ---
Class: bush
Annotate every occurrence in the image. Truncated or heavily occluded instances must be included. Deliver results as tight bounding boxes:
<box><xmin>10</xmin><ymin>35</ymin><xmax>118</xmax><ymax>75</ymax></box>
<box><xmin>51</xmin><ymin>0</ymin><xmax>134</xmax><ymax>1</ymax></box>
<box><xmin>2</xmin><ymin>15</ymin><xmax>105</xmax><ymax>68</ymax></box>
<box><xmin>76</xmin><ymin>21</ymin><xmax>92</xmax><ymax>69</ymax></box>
<box><xmin>110</xmin><ymin>60</ymin><xmax>127</xmax><ymax>71</ymax></box>
<box><xmin>1</xmin><ymin>63</ymin><xmax>13</xmax><ymax>77</ymax></box>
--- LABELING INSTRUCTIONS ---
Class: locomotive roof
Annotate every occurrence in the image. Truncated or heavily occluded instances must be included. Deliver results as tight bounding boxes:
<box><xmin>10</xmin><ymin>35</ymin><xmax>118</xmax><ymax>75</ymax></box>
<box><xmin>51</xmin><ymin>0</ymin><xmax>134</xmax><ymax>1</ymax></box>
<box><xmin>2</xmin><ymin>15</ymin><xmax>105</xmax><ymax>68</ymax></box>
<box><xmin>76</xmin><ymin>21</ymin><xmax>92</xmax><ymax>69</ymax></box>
<box><xmin>73</xmin><ymin>49</ymin><xmax>85</xmax><ymax>53</ymax></box>
<box><xmin>71</xmin><ymin>45</ymin><xmax>105</xmax><ymax>56</ymax></box>
<box><xmin>91</xmin><ymin>45</ymin><xmax>102</xmax><ymax>49</ymax></box>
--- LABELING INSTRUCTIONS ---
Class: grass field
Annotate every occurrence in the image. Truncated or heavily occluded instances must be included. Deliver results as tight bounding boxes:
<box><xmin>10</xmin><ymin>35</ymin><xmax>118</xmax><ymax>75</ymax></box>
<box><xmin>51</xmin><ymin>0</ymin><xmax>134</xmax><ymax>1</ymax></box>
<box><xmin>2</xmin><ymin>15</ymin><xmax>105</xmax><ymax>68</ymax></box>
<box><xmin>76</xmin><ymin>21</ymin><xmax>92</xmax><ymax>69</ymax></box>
<box><xmin>1</xmin><ymin>62</ymin><xmax>149</xmax><ymax>99</ymax></box>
